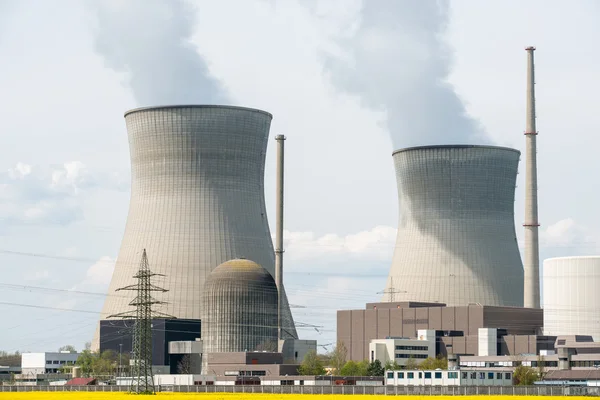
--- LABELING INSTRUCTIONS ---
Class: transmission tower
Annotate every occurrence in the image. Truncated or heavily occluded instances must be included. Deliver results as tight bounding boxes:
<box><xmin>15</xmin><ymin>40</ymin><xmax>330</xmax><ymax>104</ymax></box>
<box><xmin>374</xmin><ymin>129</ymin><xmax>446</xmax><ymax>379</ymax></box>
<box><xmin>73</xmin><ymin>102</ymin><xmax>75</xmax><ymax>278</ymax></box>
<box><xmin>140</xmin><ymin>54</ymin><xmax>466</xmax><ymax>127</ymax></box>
<box><xmin>108</xmin><ymin>249</ymin><xmax>173</xmax><ymax>395</ymax></box>
<box><xmin>378</xmin><ymin>277</ymin><xmax>407</xmax><ymax>302</ymax></box>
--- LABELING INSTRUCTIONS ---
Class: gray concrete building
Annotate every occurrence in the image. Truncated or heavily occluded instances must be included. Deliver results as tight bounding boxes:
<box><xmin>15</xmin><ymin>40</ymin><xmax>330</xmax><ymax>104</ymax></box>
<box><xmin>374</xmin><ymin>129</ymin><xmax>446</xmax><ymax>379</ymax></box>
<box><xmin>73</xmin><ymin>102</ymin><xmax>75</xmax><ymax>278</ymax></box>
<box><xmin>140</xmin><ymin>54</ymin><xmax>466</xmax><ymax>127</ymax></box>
<box><xmin>383</xmin><ymin>145</ymin><xmax>524</xmax><ymax>307</ymax></box>
<box><xmin>338</xmin><ymin>302</ymin><xmax>545</xmax><ymax>361</ymax></box>
<box><xmin>93</xmin><ymin>105</ymin><xmax>297</xmax><ymax>350</ymax></box>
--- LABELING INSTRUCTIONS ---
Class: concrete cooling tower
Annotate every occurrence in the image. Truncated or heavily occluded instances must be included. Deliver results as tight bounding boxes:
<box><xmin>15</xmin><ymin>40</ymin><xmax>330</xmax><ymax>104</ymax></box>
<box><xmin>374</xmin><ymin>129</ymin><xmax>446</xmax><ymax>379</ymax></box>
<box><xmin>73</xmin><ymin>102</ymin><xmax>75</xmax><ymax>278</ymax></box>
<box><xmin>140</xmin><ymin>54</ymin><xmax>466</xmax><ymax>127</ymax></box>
<box><xmin>93</xmin><ymin>105</ymin><xmax>297</xmax><ymax>349</ymax></box>
<box><xmin>383</xmin><ymin>145</ymin><xmax>524</xmax><ymax>307</ymax></box>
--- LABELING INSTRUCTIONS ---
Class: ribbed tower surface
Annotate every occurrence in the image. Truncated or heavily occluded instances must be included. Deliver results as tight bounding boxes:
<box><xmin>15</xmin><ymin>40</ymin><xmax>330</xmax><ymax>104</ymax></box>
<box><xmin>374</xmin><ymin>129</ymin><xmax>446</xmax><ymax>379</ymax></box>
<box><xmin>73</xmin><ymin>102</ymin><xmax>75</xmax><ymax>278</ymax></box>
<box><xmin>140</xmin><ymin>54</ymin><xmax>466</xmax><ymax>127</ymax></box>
<box><xmin>384</xmin><ymin>145</ymin><xmax>524</xmax><ymax>307</ymax></box>
<box><xmin>93</xmin><ymin>105</ymin><xmax>297</xmax><ymax>349</ymax></box>
<box><xmin>203</xmin><ymin>258</ymin><xmax>278</xmax><ymax>354</ymax></box>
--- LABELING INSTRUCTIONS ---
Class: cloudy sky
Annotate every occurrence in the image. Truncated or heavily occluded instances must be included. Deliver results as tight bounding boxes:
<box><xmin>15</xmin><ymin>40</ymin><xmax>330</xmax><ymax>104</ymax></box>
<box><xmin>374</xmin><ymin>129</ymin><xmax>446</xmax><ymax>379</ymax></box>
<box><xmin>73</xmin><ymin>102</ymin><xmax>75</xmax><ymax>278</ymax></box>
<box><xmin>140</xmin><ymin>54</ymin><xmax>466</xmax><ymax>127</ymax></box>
<box><xmin>0</xmin><ymin>0</ymin><xmax>599</xmax><ymax>353</ymax></box>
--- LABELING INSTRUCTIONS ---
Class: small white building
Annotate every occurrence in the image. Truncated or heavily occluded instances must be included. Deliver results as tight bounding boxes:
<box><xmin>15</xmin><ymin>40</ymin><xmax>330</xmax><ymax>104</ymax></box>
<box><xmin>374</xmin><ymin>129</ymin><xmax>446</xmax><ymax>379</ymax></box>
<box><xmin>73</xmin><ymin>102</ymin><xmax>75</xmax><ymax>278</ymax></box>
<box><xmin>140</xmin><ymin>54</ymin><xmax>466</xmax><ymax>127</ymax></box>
<box><xmin>21</xmin><ymin>352</ymin><xmax>80</xmax><ymax>375</ymax></box>
<box><xmin>369</xmin><ymin>330</ymin><xmax>436</xmax><ymax>366</ymax></box>
<box><xmin>385</xmin><ymin>368</ymin><xmax>513</xmax><ymax>387</ymax></box>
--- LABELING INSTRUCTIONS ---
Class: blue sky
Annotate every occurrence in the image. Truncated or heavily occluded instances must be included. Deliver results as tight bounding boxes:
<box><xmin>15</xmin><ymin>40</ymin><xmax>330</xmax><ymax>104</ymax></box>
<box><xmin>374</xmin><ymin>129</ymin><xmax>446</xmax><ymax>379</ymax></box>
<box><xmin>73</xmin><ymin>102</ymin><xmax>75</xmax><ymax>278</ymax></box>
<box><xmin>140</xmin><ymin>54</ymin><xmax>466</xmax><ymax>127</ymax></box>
<box><xmin>0</xmin><ymin>0</ymin><xmax>599</xmax><ymax>353</ymax></box>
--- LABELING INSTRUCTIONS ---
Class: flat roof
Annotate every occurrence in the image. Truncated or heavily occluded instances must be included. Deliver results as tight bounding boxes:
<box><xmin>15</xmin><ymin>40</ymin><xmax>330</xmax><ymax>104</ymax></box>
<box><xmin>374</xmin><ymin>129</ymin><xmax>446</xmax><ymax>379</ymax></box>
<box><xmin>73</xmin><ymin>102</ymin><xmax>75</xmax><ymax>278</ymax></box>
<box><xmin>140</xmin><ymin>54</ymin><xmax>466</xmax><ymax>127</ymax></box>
<box><xmin>392</xmin><ymin>144</ymin><xmax>520</xmax><ymax>157</ymax></box>
<box><xmin>124</xmin><ymin>105</ymin><xmax>273</xmax><ymax>118</ymax></box>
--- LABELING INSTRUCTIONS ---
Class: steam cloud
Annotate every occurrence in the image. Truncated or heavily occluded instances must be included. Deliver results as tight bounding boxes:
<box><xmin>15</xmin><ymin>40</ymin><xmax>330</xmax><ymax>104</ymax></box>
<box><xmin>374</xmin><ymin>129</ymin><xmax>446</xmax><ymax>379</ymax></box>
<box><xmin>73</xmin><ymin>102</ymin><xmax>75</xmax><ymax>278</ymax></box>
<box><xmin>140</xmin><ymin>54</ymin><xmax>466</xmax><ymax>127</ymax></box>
<box><xmin>325</xmin><ymin>0</ymin><xmax>490</xmax><ymax>149</ymax></box>
<box><xmin>89</xmin><ymin>0</ymin><xmax>227</xmax><ymax>106</ymax></box>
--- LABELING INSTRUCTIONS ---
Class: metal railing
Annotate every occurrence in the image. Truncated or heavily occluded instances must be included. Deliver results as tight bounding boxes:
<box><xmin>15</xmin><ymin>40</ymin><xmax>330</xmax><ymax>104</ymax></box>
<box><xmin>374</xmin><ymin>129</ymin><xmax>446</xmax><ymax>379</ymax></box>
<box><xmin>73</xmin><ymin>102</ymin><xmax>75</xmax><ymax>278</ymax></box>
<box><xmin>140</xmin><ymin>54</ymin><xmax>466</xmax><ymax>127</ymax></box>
<box><xmin>0</xmin><ymin>385</ymin><xmax>598</xmax><ymax>395</ymax></box>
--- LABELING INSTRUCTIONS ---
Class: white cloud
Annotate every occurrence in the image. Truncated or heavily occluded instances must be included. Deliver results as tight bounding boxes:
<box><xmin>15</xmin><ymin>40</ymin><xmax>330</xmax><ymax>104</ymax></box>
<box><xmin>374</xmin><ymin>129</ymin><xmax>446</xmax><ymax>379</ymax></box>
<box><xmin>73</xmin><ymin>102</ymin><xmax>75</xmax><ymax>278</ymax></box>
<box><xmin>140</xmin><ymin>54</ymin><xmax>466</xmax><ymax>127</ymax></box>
<box><xmin>540</xmin><ymin>218</ymin><xmax>599</xmax><ymax>251</ymax></box>
<box><xmin>80</xmin><ymin>256</ymin><xmax>116</xmax><ymax>288</ymax></box>
<box><xmin>0</xmin><ymin>162</ymin><xmax>127</xmax><ymax>226</ymax></box>
<box><xmin>281</xmin><ymin>225</ymin><xmax>397</xmax><ymax>261</ymax></box>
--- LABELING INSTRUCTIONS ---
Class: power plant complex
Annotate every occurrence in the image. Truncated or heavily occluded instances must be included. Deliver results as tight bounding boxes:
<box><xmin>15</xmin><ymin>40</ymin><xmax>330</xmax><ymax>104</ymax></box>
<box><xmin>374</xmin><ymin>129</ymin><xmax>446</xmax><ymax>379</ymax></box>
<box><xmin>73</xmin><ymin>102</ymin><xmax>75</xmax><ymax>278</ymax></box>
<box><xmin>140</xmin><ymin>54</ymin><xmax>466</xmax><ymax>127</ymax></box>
<box><xmin>53</xmin><ymin>46</ymin><xmax>600</xmax><ymax>388</ymax></box>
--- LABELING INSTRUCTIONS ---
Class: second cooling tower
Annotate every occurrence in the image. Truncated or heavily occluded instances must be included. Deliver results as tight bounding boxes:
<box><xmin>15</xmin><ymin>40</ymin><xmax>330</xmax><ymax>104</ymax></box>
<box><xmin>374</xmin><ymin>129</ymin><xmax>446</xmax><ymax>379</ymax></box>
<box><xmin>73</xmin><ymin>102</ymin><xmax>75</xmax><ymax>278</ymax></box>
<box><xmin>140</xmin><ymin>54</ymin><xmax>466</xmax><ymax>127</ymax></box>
<box><xmin>383</xmin><ymin>145</ymin><xmax>524</xmax><ymax>307</ymax></box>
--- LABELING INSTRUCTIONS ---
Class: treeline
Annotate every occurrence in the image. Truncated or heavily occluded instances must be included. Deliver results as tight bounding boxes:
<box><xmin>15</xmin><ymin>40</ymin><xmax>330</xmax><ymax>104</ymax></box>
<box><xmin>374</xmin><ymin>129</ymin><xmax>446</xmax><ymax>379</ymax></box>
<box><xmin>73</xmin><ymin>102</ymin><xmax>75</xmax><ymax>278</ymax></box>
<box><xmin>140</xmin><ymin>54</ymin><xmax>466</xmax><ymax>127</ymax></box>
<box><xmin>298</xmin><ymin>343</ymin><xmax>448</xmax><ymax>376</ymax></box>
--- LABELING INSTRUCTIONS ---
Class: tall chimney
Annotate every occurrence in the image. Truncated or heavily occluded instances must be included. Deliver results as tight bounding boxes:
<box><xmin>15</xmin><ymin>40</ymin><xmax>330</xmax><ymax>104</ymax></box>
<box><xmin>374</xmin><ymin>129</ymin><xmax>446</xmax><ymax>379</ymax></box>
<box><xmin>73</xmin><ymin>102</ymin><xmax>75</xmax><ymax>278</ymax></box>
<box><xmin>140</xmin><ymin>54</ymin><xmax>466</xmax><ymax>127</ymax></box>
<box><xmin>524</xmin><ymin>46</ymin><xmax>540</xmax><ymax>308</ymax></box>
<box><xmin>275</xmin><ymin>134</ymin><xmax>286</xmax><ymax>339</ymax></box>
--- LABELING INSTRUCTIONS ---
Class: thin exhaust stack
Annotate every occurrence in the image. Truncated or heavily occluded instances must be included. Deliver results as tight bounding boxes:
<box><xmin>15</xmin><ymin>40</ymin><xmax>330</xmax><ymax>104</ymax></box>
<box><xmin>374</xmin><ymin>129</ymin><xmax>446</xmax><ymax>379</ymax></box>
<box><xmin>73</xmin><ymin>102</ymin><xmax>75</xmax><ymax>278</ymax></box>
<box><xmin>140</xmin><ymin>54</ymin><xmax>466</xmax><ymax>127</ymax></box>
<box><xmin>524</xmin><ymin>46</ymin><xmax>541</xmax><ymax>308</ymax></box>
<box><xmin>275</xmin><ymin>134</ymin><xmax>286</xmax><ymax>339</ymax></box>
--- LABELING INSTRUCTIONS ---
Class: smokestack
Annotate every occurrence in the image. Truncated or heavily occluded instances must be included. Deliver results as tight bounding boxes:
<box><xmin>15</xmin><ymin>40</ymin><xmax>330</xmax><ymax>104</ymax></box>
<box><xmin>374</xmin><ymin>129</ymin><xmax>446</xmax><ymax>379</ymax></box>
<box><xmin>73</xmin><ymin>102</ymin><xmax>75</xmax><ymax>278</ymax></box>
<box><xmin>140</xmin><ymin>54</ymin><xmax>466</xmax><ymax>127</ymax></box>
<box><xmin>275</xmin><ymin>134</ymin><xmax>286</xmax><ymax>340</ymax></box>
<box><xmin>524</xmin><ymin>46</ymin><xmax>541</xmax><ymax>309</ymax></box>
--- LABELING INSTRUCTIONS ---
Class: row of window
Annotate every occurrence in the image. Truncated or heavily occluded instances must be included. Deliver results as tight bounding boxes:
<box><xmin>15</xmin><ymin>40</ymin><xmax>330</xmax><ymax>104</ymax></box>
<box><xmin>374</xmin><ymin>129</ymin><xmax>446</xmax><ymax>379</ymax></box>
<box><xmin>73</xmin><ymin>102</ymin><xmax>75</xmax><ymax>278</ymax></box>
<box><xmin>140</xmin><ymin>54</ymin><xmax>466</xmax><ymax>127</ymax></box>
<box><xmin>239</xmin><ymin>370</ymin><xmax>266</xmax><ymax>376</ymax></box>
<box><xmin>387</xmin><ymin>371</ymin><xmax>512</xmax><ymax>381</ymax></box>
<box><xmin>395</xmin><ymin>345</ymin><xmax>428</xmax><ymax>351</ymax></box>
<box><xmin>395</xmin><ymin>354</ymin><xmax>429</xmax><ymax>359</ymax></box>
<box><xmin>46</xmin><ymin>360</ymin><xmax>75</xmax><ymax>365</ymax></box>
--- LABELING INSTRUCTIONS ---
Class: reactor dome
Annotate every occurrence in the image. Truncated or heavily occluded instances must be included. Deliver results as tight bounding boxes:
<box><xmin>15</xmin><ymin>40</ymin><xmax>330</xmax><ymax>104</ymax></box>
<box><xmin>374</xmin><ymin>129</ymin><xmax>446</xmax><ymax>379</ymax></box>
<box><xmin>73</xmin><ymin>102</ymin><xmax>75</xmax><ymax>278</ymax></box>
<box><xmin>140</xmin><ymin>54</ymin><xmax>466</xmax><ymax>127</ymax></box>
<box><xmin>203</xmin><ymin>258</ymin><xmax>278</xmax><ymax>354</ymax></box>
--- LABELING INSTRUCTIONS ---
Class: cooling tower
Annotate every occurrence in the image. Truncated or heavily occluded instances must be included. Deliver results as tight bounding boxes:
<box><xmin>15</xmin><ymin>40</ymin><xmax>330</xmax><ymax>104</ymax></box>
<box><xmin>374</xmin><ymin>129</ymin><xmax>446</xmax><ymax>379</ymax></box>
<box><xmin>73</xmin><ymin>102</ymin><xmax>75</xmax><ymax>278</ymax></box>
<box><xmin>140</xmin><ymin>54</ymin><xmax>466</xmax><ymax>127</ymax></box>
<box><xmin>93</xmin><ymin>105</ymin><xmax>297</xmax><ymax>350</ymax></box>
<box><xmin>203</xmin><ymin>258</ymin><xmax>278</xmax><ymax>354</ymax></box>
<box><xmin>383</xmin><ymin>145</ymin><xmax>524</xmax><ymax>307</ymax></box>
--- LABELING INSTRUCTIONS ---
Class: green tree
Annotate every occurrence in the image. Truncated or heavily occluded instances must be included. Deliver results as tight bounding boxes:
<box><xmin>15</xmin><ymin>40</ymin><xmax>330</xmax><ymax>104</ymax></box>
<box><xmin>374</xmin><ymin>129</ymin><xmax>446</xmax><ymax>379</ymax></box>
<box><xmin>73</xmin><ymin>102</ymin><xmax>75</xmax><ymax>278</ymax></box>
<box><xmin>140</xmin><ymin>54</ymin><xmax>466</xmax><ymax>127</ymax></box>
<box><xmin>513</xmin><ymin>365</ymin><xmax>539</xmax><ymax>385</ymax></box>
<box><xmin>367</xmin><ymin>359</ymin><xmax>384</xmax><ymax>376</ymax></box>
<box><xmin>404</xmin><ymin>356</ymin><xmax>418</xmax><ymax>370</ymax></box>
<box><xmin>76</xmin><ymin>349</ymin><xmax>122</xmax><ymax>377</ymax></box>
<box><xmin>58</xmin><ymin>345</ymin><xmax>76</xmax><ymax>352</ymax></box>
<box><xmin>298</xmin><ymin>350</ymin><xmax>325</xmax><ymax>376</ymax></box>
<box><xmin>418</xmin><ymin>355</ymin><xmax>448</xmax><ymax>370</ymax></box>
<box><xmin>329</xmin><ymin>342</ymin><xmax>348</xmax><ymax>375</ymax></box>
<box><xmin>384</xmin><ymin>360</ymin><xmax>401</xmax><ymax>371</ymax></box>
<box><xmin>340</xmin><ymin>360</ymin><xmax>369</xmax><ymax>376</ymax></box>
<box><xmin>76</xmin><ymin>350</ymin><xmax>95</xmax><ymax>376</ymax></box>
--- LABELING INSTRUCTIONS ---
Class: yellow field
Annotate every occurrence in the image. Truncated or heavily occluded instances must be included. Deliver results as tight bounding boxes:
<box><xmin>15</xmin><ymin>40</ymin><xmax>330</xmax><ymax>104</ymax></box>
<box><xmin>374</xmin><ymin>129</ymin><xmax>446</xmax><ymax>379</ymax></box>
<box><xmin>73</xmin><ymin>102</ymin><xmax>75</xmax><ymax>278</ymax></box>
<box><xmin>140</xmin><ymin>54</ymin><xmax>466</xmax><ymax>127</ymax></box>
<box><xmin>0</xmin><ymin>395</ymin><xmax>593</xmax><ymax>400</ymax></box>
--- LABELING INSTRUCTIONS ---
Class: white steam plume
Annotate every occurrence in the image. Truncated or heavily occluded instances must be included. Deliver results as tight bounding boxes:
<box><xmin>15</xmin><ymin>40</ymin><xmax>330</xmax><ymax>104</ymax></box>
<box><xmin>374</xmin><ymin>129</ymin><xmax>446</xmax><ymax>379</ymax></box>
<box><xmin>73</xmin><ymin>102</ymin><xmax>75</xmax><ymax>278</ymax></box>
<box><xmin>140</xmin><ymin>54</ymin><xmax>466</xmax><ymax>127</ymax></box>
<box><xmin>88</xmin><ymin>0</ymin><xmax>227</xmax><ymax>106</ymax></box>
<box><xmin>324</xmin><ymin>0</ymin><xmax>490</xmax><ymax>149</ymax></box>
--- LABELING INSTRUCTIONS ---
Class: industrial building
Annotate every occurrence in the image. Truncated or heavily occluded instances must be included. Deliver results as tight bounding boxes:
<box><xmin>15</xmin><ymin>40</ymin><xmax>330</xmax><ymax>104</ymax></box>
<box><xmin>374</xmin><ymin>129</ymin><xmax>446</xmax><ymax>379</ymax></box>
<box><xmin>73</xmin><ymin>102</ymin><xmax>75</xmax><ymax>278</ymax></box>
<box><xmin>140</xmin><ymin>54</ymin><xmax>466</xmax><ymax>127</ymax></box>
<box><xmin>93</xmin><ymin>105</ymin><xmax>300</xmax><ymax>355</ymax></box>
<box><xmin>385</xmin><ymin>368</ymin><xmax>514</xmax><ymax>387</ymax></box>
<box><xmin>543</xmin><ymin>256</ymin><xmax>600</xmax><ymax>340</ymax></box>
<box><xmin>99</xmin><ymin>319</ymin><xmax>201</xmax><ymax>374</ymax></box>
<box><xmin>383</xmin><ymin>145</ymin><xmax>524</xmax><ymax>307</ymax></box>
<box><xmin>338</xmin><ymin>302</ymin><xmax>549</xmax><ymax>362</ymax></box>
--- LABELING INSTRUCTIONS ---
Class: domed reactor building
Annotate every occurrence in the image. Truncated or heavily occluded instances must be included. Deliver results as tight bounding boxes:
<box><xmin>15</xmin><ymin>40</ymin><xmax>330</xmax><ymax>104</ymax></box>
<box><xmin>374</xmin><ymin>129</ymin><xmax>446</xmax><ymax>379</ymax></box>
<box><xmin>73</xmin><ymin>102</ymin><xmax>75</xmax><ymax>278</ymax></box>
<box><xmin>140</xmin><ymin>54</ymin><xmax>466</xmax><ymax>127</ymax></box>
<box><xmin>94</xmin><ymin>105</ymin><xmax>298</xmax><ymax>353</ymax></box>
<box><xmin>203</xmin><ymin>259</ymin><xmax>278</xmax><ymax>353</ymax></box>
<box><xmin>383</xmin><ymin>145</ymin><xmax>524</xmax><ymax>307</ymax></box>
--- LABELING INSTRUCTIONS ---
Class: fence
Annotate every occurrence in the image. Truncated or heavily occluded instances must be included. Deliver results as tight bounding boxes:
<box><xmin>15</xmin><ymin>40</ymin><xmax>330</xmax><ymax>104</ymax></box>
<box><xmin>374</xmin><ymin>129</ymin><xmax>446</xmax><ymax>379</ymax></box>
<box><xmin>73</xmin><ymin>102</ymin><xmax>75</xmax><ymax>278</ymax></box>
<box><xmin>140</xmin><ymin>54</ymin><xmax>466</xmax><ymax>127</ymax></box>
<box><xmin>0</xmin><ymin>385</ymin><xmax>599</xmax><ymax>396</ymax></box>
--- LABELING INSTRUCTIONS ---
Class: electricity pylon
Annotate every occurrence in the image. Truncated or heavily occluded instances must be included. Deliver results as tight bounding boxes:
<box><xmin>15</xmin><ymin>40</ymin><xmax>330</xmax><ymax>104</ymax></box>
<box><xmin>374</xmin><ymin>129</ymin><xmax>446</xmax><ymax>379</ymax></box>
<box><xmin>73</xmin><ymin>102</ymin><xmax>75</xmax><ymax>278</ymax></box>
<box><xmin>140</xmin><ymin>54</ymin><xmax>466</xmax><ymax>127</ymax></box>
<box><xmin>378</xmin><ymin>277</ymin><xmax>407</xmax><ymax>302</ymax></box>
<box><xmin>108</xmin><ymin>249</ymin><xmax>173</xmax><ymax>395</ymax></box>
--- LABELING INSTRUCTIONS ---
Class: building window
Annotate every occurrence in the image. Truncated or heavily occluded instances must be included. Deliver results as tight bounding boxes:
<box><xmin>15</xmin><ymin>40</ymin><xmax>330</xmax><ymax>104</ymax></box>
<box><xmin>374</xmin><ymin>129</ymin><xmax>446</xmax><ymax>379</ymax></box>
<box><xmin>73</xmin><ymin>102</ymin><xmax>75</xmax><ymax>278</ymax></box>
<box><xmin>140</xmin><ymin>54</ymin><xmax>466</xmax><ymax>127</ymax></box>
<box><xmin>470</xmin><ymin>372</ymin><xmax>476</xmax><ymax>379</ymax></box>
<box><xmin>397</xmin><ymin>372</ymin><xmax>404</xmax><ymax>379</ymax></box>
<box><xmin>407</xmin><ymin>373</ymin><xmax>414</xmax><ymax>379</ymax></box>
<box><xmin>435</xmin><ymin>372</ymin><xmax>442</xmax><ymax>379</ymax></box>
<box><xmin>479</xmin><ymin>372</ymin><xmax>485</xmax><ymax>380</ymax></box>
<box><xmin>424</xmin><ymin>372</ymin><xmax>431</xmax><ymax>379</ymax></box>
<box><xmin>418</xmin><ymin>372</ymin><xmax>422</xmax><ymax>379</ymax></box>
<box><xmin>387</xmin><ymin>372</ymin><xmax>394</xmax><ymax>379</ymax></box>
<box><xmin>496</xmin><ymin>373</ymin><xmax>502</xmax><ymax>380</ymax></box>
<box><xmin>488</xmin><ymin>373</ymin><xmax>494</xmax><ymax>380</ymax></box>
<box><xmin>505</xmin><ymin>373</ymin><xmax>511</xmax><ymax>380</ymax></box>
<box><xmin>461</xmin><ymin>372</ymin><xmax>467</xmax><ymax>379</ymax></box>
<box><xmin>448</xmin><ymin>372</ymin><xmax>458</xmax><ymax>379</ymax></box>
<box><xmin>371</xmin><ymin>350</ymin><xmax>374</xmax><ymax>362</ymax></box>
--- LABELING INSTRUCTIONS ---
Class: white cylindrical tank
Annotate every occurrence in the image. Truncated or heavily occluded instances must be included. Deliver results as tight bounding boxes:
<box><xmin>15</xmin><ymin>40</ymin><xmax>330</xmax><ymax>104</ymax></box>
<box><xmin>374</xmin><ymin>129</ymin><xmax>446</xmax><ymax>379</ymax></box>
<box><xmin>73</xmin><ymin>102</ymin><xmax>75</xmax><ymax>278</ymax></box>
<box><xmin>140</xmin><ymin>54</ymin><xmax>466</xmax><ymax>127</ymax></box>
<box><xmin>543</xmin><ymin>256</ymin><xmax>600</xmax><ymax>340</ymax></box>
